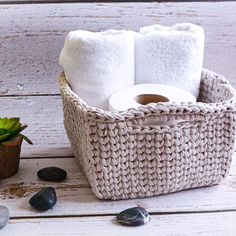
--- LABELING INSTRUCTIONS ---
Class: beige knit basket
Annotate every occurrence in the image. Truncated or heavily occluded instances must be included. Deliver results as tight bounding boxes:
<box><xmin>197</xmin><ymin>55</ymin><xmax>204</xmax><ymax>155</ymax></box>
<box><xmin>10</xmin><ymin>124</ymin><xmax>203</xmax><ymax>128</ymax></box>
<box><xmin>59</xmin><ymin>69</ymin><xmax>236</xmax><ymax>200</ymax></box>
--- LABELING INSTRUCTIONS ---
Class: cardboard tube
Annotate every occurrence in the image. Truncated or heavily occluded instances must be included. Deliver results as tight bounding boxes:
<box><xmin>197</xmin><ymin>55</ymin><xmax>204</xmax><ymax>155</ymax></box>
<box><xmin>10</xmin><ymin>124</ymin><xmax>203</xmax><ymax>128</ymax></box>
<box><xmin>135</xmin><ymin>94</ymin><xmax>169</xmax><ymax>105</ymax></box>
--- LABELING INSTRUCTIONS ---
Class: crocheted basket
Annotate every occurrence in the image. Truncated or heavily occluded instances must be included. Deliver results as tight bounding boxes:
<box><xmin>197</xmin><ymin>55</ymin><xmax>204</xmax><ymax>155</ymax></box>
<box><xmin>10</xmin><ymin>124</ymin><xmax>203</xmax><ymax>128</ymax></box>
<box><xmin>59</xmin><ymin>69</ymin><xmax>236</xmax><ymax>200</ymax></box>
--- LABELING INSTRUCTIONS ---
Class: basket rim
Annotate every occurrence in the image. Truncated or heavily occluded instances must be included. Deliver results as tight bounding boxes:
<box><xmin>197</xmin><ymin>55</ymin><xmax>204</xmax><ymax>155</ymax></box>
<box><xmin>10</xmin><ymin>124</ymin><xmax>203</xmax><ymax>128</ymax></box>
<box><xmin>59</xmin><ymin>69</ymin><xmax>236</xmax><ymax>122</ymax></box>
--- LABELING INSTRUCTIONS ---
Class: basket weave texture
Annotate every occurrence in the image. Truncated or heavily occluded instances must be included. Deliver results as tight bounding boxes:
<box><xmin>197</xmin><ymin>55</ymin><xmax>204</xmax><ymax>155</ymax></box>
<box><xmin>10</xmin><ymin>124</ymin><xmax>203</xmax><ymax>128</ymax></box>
<box><xmin>59</xmin><ymin>69</ymin><xmax>236</xmax><ymax>200</ymax></box>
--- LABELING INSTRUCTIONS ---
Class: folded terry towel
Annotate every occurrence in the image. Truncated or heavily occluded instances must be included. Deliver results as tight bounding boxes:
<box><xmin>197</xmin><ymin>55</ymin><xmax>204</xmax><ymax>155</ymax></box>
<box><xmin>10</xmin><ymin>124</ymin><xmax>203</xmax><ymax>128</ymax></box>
<box><xmin>135</xmin><ymin>23</ymin><xmax>205</xmax><ymax>98</ymax></box>
<box><xmin>59</xmin><ymin>29</ymin><xmax>134</xmax><ymax>110</ymax></box>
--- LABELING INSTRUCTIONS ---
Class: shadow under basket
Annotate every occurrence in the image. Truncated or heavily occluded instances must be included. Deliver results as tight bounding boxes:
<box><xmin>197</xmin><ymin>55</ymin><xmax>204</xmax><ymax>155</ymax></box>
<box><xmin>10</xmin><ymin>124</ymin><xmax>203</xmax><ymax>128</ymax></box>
<box><xmin>59</xmin><ymin>69</ymin><xmax>236</xmax><ymax>200</ymax></box>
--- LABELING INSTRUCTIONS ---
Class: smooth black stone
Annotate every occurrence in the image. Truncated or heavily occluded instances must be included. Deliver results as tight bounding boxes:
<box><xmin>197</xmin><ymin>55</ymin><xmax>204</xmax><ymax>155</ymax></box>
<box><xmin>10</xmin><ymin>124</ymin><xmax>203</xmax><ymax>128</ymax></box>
<box><xmin>0</xmin><ymin>206</ymin><xmax>9</xmax><ymax>229</ymax></box>
<box><xmin>37</xmin><ymin>167</ymin><xmax>67</xmax><ymax>182</ymax></box>
<box><xmin>116</xmin><ymin>207</ymin><xmax>150</xmax><ymax>226</ymax></box>
<box><xmin>29</xmin><ymin>187</ymin><xmax>57</xmax><ymax>212</ymax></box>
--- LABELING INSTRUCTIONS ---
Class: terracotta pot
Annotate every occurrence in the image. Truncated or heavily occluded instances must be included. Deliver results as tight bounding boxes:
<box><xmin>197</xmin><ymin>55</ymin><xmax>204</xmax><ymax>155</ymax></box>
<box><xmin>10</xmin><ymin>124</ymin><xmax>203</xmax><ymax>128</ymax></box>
<box><xmin>0</xmin><ymin>135</ymin><xmax>23</xmax><ymax>179</ymax></box>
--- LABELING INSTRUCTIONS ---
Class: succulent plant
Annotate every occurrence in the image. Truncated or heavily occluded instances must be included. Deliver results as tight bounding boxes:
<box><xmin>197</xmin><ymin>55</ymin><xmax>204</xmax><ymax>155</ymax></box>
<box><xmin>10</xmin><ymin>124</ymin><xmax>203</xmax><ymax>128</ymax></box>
<box><xmin>0</xmin><ymin>118</ymin><xmax>33</xmax><ymax>144</ymax></box>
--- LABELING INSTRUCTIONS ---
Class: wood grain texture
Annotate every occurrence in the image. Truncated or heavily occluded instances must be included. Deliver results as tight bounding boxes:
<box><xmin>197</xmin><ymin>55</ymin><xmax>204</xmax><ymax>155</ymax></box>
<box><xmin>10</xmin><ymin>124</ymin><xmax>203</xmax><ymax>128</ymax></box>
<box><xmin>0</xmin><ymin>2</ymin><xmax>235</xmax><ymax>96</ymax></box>
<box><xmin>1</xmin><ymin>156</ymin><xmax>236</xmax><ymax>218</ymax></box>
<box><xmin>0</xmin><ymin>96</ymin><xmax>72</xmax><ymax>157</ymax></box>
<box><xmin>3</xmin><ymin>212</ymin><xmax>236</xmax><ymax>236</ymax></box>
<box><xmin>1</xmin><ymin>1</ymin><xmax>236</xmax><ymax>234</ymax></box>
<box><xmin>1</xmin><ymin>0</ymin><xmax>234</xmax><ymax>4</ymax></box>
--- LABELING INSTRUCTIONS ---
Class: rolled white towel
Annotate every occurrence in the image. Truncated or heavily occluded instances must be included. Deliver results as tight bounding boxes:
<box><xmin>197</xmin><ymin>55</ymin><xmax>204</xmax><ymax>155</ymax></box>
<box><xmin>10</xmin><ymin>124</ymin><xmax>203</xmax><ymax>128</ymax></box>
<box><xmin>59</xmin><ymin>29</ymin><xmax>135</xmax><ymax>110</ymax></box>
<box><xmin>135</xmin><ymin>23</ymin><xmax>205</xmax><ymax>98</ymax></box>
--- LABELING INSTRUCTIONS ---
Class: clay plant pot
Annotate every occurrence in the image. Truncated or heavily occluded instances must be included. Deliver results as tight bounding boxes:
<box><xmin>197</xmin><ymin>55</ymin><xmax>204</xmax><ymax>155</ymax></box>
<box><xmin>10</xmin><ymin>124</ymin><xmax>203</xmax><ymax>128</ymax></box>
<box><xmin>0</xmin><ymin>135</ymin><xmax>23</xmax><ymax>179</ymax></box>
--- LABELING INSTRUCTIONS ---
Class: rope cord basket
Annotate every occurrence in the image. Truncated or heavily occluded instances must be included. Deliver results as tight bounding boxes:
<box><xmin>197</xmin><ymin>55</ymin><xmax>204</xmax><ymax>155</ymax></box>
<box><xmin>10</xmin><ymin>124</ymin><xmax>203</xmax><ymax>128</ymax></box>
<box><xmin>59</xmin><ymin>69</ymin><xmax>236</xmax><ymax>200</ymax></box>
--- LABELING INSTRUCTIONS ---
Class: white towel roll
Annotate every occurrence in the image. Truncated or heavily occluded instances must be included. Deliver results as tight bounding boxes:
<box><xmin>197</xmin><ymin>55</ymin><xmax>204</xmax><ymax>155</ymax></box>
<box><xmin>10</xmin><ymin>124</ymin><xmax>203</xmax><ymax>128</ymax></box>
<box><xmin>135</xmin><ymin>23</ymin><xmax>205</xmax><ymax>98</ymax></box>
<box><xmin>59</xmin><ymin>29</ymin><xmax>135</xmax><ymax>110</ymax></box>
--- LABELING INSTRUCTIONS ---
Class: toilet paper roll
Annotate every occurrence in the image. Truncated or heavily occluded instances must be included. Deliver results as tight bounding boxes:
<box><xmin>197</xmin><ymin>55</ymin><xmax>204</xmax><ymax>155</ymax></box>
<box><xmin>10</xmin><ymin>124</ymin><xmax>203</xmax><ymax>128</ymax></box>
<box><xmin>109</xmin><ymin>84</ymin><xmax>196</xmax><ymax>111</ymax></box>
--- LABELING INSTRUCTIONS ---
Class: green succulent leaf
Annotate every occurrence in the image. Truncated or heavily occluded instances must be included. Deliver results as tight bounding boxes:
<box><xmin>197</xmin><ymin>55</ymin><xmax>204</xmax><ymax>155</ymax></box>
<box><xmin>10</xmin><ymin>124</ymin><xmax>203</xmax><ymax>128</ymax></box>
<box><xmin>0</xmin><ymin>128</ymin><xmax>8</xmax><ymax>135</ymax></box>
<box><xmin>0</xmin><ymin>133</ymin><xmax>11</xmax><ymax>142</ymax></box>
<box><xmin>0</xmin><ymin>117</ymin><xmax>33</xmax><ymax>145</ymax></box>
<box><xmin>22</xmin><ymin>134</ymin><xmax>33</xmax><ymax>145</ymax></box>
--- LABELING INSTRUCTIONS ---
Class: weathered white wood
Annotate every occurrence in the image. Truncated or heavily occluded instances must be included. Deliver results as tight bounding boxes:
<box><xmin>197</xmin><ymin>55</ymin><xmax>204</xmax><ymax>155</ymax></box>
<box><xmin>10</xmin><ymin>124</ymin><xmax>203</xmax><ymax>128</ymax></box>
<box><xmin>0</xmin><ymin>2</ymin><xmax>235</xmax><ymax>96</ymax></box>
<box><xmin>1</xmin><ymin>0</ymin><xmax>228</xmax><ymax>3</ymax></box>
<box><xmin>1</xmin><ymin>0</ymin><xmax>235</xmax><ymax>2</ymax></box>
<box><xmin>0</xmin><ymin>96</ymin><xmax>72</xmax><ymax>157</ymax></box>
<box><xmin>1</xmin><ymin>156</ymin><xmax>236</xmax><ymax>217</ymax></box>
<box><xmin>2</xmin><ymin>212</ymin><xmax>236</xmax><ymax>236</ymax></box>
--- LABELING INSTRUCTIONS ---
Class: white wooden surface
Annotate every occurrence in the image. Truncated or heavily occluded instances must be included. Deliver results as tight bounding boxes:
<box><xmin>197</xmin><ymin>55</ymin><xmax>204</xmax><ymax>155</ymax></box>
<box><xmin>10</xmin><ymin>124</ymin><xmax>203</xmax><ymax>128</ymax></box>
<box><xmin>1</xmin><ymin>1</ymin><xmax>236</xmax><ymax>235</ymax></box>
<box><xmin>0</xmin><ymin>155</ymin><xmax>236</xmax><ymax>235</ymax></box>
<box><xmin>0</xmin><ymin>156</ymin><xmax>236</xmax><ymax>218</ymax></box>
<box><xmin>3</xmin><ymin>212</ymin><xmax>236</xmax><ymax>236</ymax></box>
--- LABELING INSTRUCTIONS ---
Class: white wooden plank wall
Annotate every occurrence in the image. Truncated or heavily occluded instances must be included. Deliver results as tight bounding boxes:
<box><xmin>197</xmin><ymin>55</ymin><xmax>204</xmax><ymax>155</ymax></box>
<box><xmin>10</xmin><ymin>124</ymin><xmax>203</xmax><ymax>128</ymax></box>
<box><xmin>1</xmin><ymin>2</ymin><xmax>236</xmax><ymax>234</ymax></box>
<box><xmin>0</xmin><ymin>1</ymin><xmax>236</xmax><ymax>158</ymax></box>
<box><xmin>0</xmin><ymin>2</ymin><xmax>236</xmax><ymax>96</ymax></box>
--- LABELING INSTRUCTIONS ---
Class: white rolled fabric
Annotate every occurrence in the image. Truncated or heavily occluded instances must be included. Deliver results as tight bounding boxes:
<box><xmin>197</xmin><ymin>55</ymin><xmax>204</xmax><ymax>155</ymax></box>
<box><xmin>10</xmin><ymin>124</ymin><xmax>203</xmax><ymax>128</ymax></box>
<box><xmin>59</xmin><ymin>29</ymin><xmax>135</xmax><ymax>110</ymax></box>
<box><xmin>135</xmin><ymin>23</ymin><xmax>205</xmax><ymax>98</ymax></box>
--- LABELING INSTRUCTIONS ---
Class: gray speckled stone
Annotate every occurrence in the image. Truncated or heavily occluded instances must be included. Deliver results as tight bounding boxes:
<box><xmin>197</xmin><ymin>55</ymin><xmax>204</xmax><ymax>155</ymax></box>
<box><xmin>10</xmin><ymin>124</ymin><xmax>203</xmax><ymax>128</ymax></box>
<box><xmin>117</xmin><ymin>207</ymin><xmax>150</xmax><ymax>226</ymax></box>
<box><xmin>0</xmin><ymin>206</ymin><xmax>9</xmax><ymax>230</ymax></box>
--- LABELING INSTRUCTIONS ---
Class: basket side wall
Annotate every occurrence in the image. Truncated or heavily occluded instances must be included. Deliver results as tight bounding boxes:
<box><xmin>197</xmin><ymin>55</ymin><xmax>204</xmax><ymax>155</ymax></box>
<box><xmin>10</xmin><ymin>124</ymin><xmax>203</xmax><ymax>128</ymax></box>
<box><xmin>87</xmin><ymin>111</ymin><xmax>236</xmax><ymax>200</ymax></box>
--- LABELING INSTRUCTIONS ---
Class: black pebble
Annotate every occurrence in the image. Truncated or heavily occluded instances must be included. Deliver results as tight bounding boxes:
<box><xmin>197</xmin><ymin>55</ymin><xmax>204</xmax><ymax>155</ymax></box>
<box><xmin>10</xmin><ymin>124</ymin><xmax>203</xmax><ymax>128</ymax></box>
<box><xmin>29</xmin><ymin>187</ymin><xmax>57</xmax><ymax>211</ymax></box>
<box><xmin>37</xmin><ymin>167</ymin><xmax>67</xmax><ymax>182</ymax></box>
<box><xmin>117</xmin><ymin>207</ymin><xmax>150</xmax><ymax>226</ymax></box>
